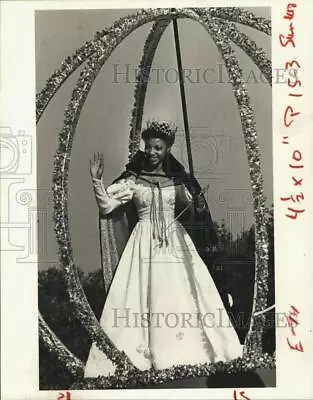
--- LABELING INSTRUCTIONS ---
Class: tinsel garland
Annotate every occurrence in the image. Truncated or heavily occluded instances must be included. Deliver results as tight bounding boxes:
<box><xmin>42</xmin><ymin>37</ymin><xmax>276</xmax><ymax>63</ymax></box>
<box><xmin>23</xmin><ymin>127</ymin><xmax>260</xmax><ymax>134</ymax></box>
<box><xmin>201</xmin><ymin>7</ymin><xmax>271</xmax><ymax>35</ymax></box>
<box><xmin>196</xmin><ymin>12</ymin><xmax>272</xmax><ymax>84</ymax></box>
<box><xmin>39</xmin><ymin>312</ymin><xmax>84</xmax><ymax>377</ymax></box>
<box><xmin>35</xmin><ymin>7</ymin><xmax>274</xmax><ymax>384</ymax></box>
<box><xmin>36</xmin><ymin>7</ymin><xmax>270</xmax><ymax>123</ymax></box>
<box><xmin>71</xmin><ymin>352</ymin><xmax>275</xmax><ymax>389</ymax></box>
<box><xmin>129</xmin><ymin>9</ymin><xmax>271</xmax><ymax>158</ymax></box>
<box><xmin>195</xmin><ymin>15</ymin><xmax>270</xmax><ymax>354</ymax></box>
<box><xmin>36</xmin><ymin>40</ymin><xmax>96</xmax><ymax>122</ymax></box>
<box><xmin>129</xmin><ymin>8</ymin><xmax>272</xmax><ymax>159</ymax></box>
<box><xmin>129</xmin><ymin>19</ymin><xmax>170</xmax><ymax>158</ymax></box>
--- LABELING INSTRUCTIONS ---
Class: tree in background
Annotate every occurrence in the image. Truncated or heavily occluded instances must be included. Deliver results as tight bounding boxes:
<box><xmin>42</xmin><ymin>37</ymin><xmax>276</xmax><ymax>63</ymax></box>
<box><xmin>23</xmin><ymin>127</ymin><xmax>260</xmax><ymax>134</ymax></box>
<box><xmin>39</xmin><ymin>266</ymin><xmax>105</xmax><ymax>389</ymax></box>
<box><xmin>211</xmin><ymin>205</ymin><xmax>275</xmax><ymax>348</ymax></box>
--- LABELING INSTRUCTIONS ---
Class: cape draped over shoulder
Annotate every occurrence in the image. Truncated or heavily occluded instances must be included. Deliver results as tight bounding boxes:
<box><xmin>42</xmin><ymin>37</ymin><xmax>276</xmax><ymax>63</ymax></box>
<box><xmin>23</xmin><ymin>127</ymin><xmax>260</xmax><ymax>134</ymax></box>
<box><xmin>97</xmin><ymin>151</ymin><xmax>219</xmax><ymax>294</ymax></box>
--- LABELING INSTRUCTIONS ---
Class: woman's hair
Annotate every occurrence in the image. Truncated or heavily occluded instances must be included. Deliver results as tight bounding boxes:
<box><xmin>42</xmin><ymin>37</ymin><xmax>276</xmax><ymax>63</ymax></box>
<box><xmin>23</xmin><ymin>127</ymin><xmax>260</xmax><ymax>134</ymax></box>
<box><xmin>141</xmin><ymin>119</ymin><xmax>177</xmax><ymax>147</ymax></box>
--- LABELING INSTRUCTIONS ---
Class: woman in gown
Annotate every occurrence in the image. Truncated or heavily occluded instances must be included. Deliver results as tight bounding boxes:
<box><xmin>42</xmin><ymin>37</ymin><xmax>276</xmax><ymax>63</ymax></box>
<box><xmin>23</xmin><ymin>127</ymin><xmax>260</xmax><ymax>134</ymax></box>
<box><xmin>84</xmin><ymin>119</ymin><xmax>243</xmax><ymax>377</ymax></box>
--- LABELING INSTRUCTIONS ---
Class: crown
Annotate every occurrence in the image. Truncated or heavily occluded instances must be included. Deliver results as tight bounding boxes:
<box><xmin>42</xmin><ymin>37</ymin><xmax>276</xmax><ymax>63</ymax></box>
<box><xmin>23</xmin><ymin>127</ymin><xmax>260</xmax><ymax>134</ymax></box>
<box><xmin>142</xmin><ymin>118</ymin><xmax>178</xmax><ymax>146</ymax></box>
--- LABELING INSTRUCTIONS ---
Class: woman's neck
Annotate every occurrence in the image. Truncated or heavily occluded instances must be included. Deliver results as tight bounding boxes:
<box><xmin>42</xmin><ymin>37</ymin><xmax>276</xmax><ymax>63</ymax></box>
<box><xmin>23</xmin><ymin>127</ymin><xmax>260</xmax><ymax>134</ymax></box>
<box><xmin>143</xmin><ymin>161</ymin><xmax>164</xmax><ymax>174</ymax></box>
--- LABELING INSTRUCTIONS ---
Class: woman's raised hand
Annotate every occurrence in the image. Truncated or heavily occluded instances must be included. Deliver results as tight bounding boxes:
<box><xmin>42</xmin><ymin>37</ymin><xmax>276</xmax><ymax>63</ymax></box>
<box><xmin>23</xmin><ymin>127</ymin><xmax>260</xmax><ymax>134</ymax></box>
<box><xmin>90</xmin><ymin>152</ymin><xmax>104</xmax><ymax>179</ymax></box>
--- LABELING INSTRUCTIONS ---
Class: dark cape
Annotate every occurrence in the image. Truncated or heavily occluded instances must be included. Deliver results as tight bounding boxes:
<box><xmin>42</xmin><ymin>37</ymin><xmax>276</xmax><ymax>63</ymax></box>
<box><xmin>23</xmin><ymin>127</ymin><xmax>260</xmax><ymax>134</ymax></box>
<box><xmin>98</xmin><ymin>151</ymin><xmax>220</xmax><ymax>295</ymax></box>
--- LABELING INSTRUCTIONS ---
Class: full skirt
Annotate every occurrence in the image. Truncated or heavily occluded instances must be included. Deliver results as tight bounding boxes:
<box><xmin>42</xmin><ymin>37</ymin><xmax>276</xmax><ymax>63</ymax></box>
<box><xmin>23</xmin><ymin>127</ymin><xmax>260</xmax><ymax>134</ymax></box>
<box><xmin>84</xmin><ymin>219</ymin><xmax>243</xmax><ymax>377</ymax></box>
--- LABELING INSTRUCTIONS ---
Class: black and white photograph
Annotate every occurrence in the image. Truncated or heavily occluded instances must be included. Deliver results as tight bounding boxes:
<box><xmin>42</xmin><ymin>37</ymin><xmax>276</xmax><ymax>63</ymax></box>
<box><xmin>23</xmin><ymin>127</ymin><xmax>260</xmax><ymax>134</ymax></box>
<box><xmin>36</xmin><ymin>6</ymin><xmax>275</xmax><ymax>390</ymax></box>
<box><xmin>1</xmin><ymin>1</ymin><xmax>313</xmax><ymax>399</ymax></box>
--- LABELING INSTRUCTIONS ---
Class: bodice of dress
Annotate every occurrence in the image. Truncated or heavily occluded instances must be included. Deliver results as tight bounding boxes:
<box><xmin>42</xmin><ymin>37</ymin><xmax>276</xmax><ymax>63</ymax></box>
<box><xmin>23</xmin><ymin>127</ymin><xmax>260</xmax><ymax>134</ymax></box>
<box><xmin>132</xmin><ymin>183</ymin><xmax>176</xmax><ymax>223</ymax></box>
<box><xmin>92</xmin><ymin>175</ymin><xmax>193</xmax><ymax>247</ymax></box>
<box><xmin>133</xmin><ymin>182</ymin><xmax>178</xmax><ymax>246</ymax></box>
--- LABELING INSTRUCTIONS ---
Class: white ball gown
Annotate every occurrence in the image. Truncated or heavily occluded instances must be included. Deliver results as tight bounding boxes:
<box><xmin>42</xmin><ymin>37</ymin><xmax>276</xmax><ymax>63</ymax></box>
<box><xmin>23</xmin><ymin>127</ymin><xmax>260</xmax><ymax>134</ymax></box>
<box><xmin>84</xmin><ymin>175</ymin><xmax>243</xmax><ymax>377</ymax></box>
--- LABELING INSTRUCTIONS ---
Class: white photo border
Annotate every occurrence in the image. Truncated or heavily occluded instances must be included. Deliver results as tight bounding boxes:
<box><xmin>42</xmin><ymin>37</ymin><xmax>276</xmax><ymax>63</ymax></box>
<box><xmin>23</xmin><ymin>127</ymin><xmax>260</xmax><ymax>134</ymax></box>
<box><xmin>1</xmin><ymin>0</ymin><xmax>313</xmax><ymax>399</ymax></box>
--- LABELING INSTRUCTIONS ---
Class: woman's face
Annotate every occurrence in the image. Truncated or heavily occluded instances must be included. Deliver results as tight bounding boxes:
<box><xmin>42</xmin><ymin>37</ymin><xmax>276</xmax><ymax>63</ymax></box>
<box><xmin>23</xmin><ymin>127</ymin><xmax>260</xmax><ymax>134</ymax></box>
<box><xmin>144</xmin><ymin>137</ymin><xmax>168</xmax><ymax>167</ymax></box>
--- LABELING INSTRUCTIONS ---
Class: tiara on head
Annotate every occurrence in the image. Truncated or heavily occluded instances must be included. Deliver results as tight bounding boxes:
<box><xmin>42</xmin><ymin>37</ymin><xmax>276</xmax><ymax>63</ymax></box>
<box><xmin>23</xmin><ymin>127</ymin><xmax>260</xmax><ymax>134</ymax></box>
<box><xmin>142</xmin><ymin>118</ymin><xmax>178</xmax><ymax>146</ymax></box>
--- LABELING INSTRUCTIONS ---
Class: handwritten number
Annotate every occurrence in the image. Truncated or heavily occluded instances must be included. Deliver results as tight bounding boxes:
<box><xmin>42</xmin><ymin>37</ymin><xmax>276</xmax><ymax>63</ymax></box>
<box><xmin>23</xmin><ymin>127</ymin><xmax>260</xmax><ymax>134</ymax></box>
<box><xmin>57</xmin><ymin>392</ymin><xmax>71</xmax><ymax>400</ymax></box>
<box><xmin>233</xmin><ymin>390</ymin><xmax>251</xmax><ymax>400</ymax></box>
